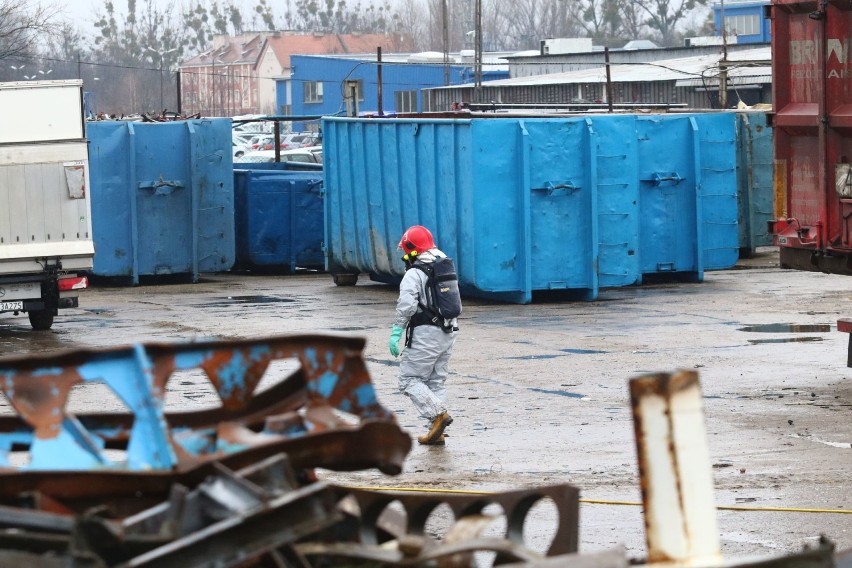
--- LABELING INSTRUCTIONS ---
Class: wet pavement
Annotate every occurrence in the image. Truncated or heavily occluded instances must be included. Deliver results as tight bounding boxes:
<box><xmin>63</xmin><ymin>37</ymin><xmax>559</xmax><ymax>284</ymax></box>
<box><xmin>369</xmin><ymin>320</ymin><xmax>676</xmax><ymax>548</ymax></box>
<box><xmin>1</xmin><ymin>249</ymin><xmax>850</xmax><ymax>561</ymax></box>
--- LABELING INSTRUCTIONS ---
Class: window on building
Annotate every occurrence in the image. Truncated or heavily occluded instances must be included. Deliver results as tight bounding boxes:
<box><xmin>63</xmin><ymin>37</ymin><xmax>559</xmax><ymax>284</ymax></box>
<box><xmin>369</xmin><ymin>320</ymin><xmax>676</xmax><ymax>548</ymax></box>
<box><xmin>304</xmin><ymin>81</ymin><xmax>323</xmax><ymax>103</ymax></box>
<box><xmin>280</xmin><ymin>104</ymin><xmax>292</xmax><ymax>115</ymax></box>
<box><xmin>396</xmin><ymin>90</ymin><xmax>418</xmax><ymax>113</ymax></box>
<box><xmin>724</xmin><ymin>14</ymin><xmax>760</xmax><ymax>36</ymax></box>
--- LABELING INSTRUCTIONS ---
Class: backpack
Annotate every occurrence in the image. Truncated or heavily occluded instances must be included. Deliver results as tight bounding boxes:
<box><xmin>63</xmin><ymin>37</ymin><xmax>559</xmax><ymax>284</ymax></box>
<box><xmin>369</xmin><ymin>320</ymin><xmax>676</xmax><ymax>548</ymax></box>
<box><xmin>413</xmin><ymin>256</ymin><xmax>463</xmax><ymax>325</ymax></box>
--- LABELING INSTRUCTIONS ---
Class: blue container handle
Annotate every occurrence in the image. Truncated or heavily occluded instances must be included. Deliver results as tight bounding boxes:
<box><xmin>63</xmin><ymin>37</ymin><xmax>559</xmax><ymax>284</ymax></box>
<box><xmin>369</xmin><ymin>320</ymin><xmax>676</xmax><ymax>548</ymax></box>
<box><xmin>138</xmin><ymin>178</ymin><xmax>185</xmax><ymax>195</ymax></box>
<box><xmin>531</xmin><ymin>180</ymin><xmax>581</xmax><ymax>196</ymax></box>
<box><xmin>642</xmin><ymin>172</ymin><xmax>684</xmax><ymax>186</ymax></box>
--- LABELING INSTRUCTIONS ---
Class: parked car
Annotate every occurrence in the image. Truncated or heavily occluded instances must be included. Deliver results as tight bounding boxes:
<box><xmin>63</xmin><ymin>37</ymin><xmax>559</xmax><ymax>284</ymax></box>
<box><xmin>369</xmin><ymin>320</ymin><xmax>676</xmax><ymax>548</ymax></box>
<box><xmin>302</xmin><ymin>145</ymin><xmax>323</xmax><ymax>163</ymax></box>
<box><xmin>249</xmin><ymin>134</ymin><xmax>276</xmax><ymax>151</ymax></box>
<box><xmin>232</xmin><ymin>132</ymin><xmax>255</xmax><ymax>148</ymax></box>
<box><xmin>241</xmin><ymin>148</ymin><xmax>322</xmax><ymax>164</ymax></box>
<box><xmin>233</xmin><ymin>140</ymin><xmax>251</xmax><ymax>160</ymax></box>
<box><xmin>280</xmin><ymin>133</ymin><xmax>320</xmax><ymax>150</ymax></box>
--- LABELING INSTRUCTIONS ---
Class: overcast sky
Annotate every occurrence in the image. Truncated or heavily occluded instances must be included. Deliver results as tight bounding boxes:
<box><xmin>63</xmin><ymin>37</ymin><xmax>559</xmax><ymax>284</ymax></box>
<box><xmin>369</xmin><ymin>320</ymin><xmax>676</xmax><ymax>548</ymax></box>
<box><xmin>57</xmin><ymin>0</ymin><xmax>225</xmax><ymax>32</ymax></box>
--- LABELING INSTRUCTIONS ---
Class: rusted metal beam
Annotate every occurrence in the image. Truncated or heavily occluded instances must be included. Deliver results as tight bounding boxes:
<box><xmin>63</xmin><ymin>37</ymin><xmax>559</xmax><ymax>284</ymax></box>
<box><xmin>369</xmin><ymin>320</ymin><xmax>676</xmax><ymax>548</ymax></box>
<box><xmin>291</xmin><ymin>483</ymin><xmax>580</xmax><ymax>566</ymax></box>
<box><xmin>630</xmin><ymin>371</ymin><xmax>721</xmax><ymax>565</ymax></box>
<box><xmin>0</xmin><ymin>335</ymin><xmax>411</xmax><ymax>508</ymax></box>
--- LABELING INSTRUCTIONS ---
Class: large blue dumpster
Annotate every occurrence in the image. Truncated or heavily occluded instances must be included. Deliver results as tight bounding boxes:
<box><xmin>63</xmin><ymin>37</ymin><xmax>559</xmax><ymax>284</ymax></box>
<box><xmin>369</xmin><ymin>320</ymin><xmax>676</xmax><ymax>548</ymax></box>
<box><xmin>735</xmin><ymin>111</ymin><xmax>774</xmax><ymax>256</ymax></box>
<box><xmin>87</xmin><ymin>119</ymin><xmax>235</xmax><ymax>283</ymax></box>
<box><xmin>323</xmin><ymin>113</ymin><xmax>739</xmax><ymax>304</ymax></box>
<box><xmin>233</xmin><ymin>169</ymin><xmax>324</xmax><ymax>272</ymax></box>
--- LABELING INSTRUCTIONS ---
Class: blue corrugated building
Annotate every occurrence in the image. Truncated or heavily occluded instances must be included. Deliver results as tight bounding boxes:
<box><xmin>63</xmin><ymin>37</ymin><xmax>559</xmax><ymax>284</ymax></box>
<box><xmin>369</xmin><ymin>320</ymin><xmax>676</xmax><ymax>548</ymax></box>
<box><xmin>713</xmin><ymin>0</ymin><xmax>771</xmax><ymax>44</ymax></box>
<box><xmin>278</xmin><ymin>53</ymin><xmax>509</xmax><ymax>131</ymax></box>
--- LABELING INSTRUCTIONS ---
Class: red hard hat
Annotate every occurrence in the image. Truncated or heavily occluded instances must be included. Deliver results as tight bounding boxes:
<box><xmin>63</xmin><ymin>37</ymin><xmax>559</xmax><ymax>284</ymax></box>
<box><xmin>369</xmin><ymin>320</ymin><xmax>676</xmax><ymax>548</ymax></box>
<box><xmin>398</xmin><ymin>225</ymin><xmax>435</xmax><ymax>255</ymax></box>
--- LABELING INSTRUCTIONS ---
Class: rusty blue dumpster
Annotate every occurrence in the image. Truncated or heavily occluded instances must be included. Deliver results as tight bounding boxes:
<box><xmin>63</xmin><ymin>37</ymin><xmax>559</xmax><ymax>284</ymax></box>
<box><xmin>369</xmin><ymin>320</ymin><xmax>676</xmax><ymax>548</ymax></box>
<box><xmin>87</xmin><ymin>119</ymin><xmax>235</xmax><ymax>283</ymax></box>
<box><xmin>323</xmin><ymin>113</ymin><xmax>739</xmax><ymax>303</ymax></box>
<box><xmin>233</xmin><ymin>169</ymin><xmax>324</xmax><ymax>272</ymax></box>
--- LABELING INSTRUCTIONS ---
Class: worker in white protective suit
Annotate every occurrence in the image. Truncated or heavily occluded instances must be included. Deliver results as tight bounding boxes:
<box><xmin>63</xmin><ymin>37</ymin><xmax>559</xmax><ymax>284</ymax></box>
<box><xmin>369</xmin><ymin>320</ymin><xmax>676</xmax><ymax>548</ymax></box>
<box><xmin>388</xmin><ymin>225</ymin><xmax>461</xmax><ymax>445</ymax></box>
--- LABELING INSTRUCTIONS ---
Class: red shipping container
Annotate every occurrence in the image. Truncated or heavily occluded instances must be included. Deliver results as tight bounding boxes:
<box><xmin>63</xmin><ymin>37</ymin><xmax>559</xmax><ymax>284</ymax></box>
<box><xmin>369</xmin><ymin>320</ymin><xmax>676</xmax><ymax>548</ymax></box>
<box><xmin>769</xmin><ymin>0</ymin><xmax>852</xmax><ymax>272</ymax></box>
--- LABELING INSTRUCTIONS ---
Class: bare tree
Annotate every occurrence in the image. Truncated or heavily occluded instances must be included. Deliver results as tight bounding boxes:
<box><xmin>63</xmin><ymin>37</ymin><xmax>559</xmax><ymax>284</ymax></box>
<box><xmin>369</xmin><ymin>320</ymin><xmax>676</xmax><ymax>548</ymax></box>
<box><xmin>395</xmin><ymin>0</ymin><xmax>431</xmax><ymax>51</ymax></box>
<box><xmin>0</xmin><ymin>0</ymin><xmax>57</xmax><ymax>61</ymax></box>
<box><xmin>577</xmin><ymin>0</ymin><xmax>623</xmax><ymax>44</ymax></box>
<box><xmin>631</xmin><ymin>0</ymin><xmax>708</xmax><ymax>45</ymax></box>
<box><xmin>489</xmin><ymin>0</ymin><xmax>583</xmax><ymax>51</ymax></box>
<box><xmin>619</xmin><ymin>0</ymin><xmax>650</xmax><ymax>40</ymax></box>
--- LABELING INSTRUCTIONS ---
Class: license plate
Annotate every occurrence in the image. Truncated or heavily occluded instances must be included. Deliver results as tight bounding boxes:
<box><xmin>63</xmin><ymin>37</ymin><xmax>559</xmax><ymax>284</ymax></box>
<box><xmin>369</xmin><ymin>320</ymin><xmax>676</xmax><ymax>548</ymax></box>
<box><xmin>0</xmin><ymin>301</ymin><xmax>23</xmax><ymax>311</ymax></box>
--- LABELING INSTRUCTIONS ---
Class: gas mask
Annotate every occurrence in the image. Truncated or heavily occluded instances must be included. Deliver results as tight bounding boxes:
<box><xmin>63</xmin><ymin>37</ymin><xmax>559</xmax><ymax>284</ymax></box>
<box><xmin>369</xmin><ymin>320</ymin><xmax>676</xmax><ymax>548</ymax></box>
<box><xmin>402</xmin><ymin>249</ymin><xmax>418</xmax><ymax>269</ymax></box>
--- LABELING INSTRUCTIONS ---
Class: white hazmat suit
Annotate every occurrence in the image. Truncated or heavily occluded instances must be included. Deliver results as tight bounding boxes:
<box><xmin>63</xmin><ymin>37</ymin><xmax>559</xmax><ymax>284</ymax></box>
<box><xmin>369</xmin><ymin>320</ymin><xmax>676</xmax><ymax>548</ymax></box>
<box><xmin>393</xmin><ymin>249</ymin><xmax>458</xmax><ymax>424</ymax></box>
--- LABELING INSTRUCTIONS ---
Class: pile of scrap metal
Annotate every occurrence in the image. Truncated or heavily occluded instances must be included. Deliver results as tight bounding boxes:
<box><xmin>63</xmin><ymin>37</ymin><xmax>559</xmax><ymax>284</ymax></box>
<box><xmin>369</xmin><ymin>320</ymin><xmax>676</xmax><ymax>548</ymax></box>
<box><xmin>141</xmin><ymin>110</ymin><xmax>203</xmax><ymax>122</ymax></box>
<box><xmin>0</xmin><ymin>340</ymin><xmax>848</xmax><ymax>567</ymax></box>
<box><xmin>0</xmin><ymin>335</ymin><xmax>580</xmax><ymax>566</ymax></box>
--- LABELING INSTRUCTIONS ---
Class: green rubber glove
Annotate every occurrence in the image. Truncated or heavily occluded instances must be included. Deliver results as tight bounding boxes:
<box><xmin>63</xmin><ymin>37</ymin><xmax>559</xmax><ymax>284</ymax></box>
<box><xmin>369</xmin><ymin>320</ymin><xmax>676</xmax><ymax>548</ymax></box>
<box><xmin>389</xmin><ymin>325</ymin><xmax>404</xmax><ymax>357</ymax></box>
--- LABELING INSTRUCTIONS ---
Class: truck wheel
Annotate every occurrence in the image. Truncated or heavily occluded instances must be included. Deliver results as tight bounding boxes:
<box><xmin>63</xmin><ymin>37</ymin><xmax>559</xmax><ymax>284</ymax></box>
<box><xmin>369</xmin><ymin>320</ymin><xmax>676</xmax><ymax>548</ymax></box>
<box><xmin>333</xmin><ymin>273</ymin><xmax>358</xmax><ymax>286</ymax></box>
<box><xmin>28</xmin><ymin>310</ymin><xmax>54</xmax><ymax>331</ymax></box>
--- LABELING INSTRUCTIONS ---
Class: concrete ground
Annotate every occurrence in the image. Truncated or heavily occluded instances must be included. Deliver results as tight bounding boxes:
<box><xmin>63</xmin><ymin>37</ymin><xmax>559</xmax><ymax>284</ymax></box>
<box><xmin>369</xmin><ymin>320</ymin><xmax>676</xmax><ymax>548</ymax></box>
<box><xmin>1</xmin><ymin>248</ymin><xmax>850</xmax><ymax>562</ymax></box>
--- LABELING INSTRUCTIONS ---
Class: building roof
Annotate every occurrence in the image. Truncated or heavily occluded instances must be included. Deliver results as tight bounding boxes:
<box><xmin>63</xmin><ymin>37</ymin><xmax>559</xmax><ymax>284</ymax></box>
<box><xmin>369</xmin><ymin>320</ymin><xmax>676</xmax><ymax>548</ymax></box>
<box><xmin>438</xmin><ymin>46</ymin><xmax>771</xmax><ymax>89</ymax></box>
<box><xmin>182</xmin><ymin>33</ymin><xmax>270</xmax><ymax>67</ymax></box>
<box><xmin>291</xmin><ymin>51</ymin><xmax>511</xmax><ymax>72</ymax></box>
<box><xmin>264</xmin><ymin>32</ymin><xmax>412</xmax><ymax>69</ymax></box>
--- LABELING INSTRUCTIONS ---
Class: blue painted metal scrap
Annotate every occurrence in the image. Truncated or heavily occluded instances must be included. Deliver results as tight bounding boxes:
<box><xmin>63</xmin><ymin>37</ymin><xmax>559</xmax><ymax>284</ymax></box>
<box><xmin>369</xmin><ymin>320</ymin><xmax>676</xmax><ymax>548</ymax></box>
<box><xmin>0</xmin><ymin>335</ymin><xmax>409</xmax><ymax>481</ymax></box>
<box><xmin>323</xmin><ymin>113</ymin><xmax>740</xmax><ymax>304</ymax></box>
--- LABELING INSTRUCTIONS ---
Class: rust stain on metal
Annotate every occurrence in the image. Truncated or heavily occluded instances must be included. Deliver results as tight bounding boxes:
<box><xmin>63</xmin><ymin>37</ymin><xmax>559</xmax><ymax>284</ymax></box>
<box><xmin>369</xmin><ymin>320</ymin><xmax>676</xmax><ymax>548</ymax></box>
<box><xmin>2</xmin><ymin>371</ymin><xmax>81</xmax><ymax>440</ymax></box>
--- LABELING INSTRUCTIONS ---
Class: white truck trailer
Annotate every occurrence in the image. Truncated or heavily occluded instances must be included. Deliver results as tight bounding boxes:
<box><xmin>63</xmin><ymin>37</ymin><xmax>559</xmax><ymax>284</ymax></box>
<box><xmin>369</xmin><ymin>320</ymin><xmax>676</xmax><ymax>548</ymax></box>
<box><xmin>0</xmin><ymin>80</ymin><xmax>93</xmax><ymax>330</ymax></box>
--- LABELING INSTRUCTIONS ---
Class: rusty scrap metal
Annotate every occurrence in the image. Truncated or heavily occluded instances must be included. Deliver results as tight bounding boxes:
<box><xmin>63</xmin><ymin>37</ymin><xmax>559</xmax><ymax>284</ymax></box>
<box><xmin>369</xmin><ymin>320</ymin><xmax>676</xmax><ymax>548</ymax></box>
<box><xmin>291</xmin><ymin>483</ymin><xmax>580</xmax><ymax>566</ymax></box>
<box><xmin>0</xmin><ymin>453</ymin><xmax>579</xmax><ymax>567</ymax></box>
<box><xmin>0</xmin><ymin>334</ymin><xmax>411</xmax><ymax>509</ymax></box>
<box><xmin>630</xmin><ymin>371</ymin><xmax>721</xmax><ymax>565</ymax></box>
<box><xmin>0</xmin><ymin>454</ymin><xmax>341</xmax><ymax>567</ymax></box>
<box><xmin>0</xmin><ymin>346</ymin><xmax>848</xmax><ymax>568</ymax></box>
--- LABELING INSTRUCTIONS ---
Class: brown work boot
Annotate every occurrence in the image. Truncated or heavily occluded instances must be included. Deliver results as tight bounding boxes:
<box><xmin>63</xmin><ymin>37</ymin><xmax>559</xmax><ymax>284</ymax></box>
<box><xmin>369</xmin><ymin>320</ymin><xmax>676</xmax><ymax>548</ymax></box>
<box><xmin>418</xmin><ymin>411</ymin><xmax>453</xmax><ymax>445</ymax></box>
<box><xmin>418</xmin><ymin>434</ymin><xmax>446</xmax><ymax>445</ymax></box>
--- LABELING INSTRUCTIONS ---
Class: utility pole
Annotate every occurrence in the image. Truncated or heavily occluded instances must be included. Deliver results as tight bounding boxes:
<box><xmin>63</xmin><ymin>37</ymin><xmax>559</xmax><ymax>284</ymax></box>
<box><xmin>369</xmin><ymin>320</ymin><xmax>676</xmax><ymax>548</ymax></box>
<box><xmin>474</xmin><ymin>0</ymin><xmax>482</xmax><ymax>103</ymax></box>
<box><xmin>159</xmin><ymin>58</ymin><xmax>164</xmax><ymax>110</ymax></box>
<box><xmin>604</xmin><ymin>47</ymin><xmax>613</xmax><ymax>113</ymax></box>
<box><xmin>442</xmin><ymin>0</ymin><xmax>449</xmax><ymax>86</ymax></box>
<box><xmin>719</xmin><ymin>0</ymin><xmax>729</xmax><ymax>109</ymax></box>
<box><xmin>377</xmin><ymin>47</ymin><xmax>384</xmax><ymax>117</ymax></box>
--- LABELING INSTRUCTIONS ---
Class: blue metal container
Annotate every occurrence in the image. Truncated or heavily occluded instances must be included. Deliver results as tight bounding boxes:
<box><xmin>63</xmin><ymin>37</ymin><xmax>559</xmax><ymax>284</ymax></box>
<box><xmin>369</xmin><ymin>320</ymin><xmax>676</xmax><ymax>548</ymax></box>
<box><xmin>87</xmin><ymin>119</ymin><xmax>235</xmax><ymax>283</ymax></box>
<box><xmin>233</xmin><ymin>169</ymin><xmax>324</xmax><ymax>272</ymax></box>
<box><xmin>323</xmin><ymin>113</ymin><xmax>739</xmax><ymax>304</ymax></box>
<box><xmin>735</xmin><ymin>111</ymin><xmax>774</xmax><ymax>256</ymax></box>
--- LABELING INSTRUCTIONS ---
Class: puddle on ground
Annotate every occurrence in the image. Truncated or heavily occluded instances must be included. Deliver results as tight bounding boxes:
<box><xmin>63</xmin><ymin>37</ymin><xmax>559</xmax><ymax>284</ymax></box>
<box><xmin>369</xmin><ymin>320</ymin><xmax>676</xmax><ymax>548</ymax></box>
<box><xmin>204</xmin><ymin>295</ymin><xmax>296</xmax><ymax>307</ymax></box>
<box><xmin>738</xmin><ymin>324</ymin><xmax>831</xmax><ymax>333</ymax></box>
<box><xmin>747</xmin><ymin>337</ymin><xmax>824</xmax><ymax>345</ymax></box>
<box><xmin>505</xmin><ymin>354</ymin><xmax>564</xmax><ymax>360</ymax></box>
<box><xmin>528</xmin><ymin>387</ymin><xmax>584</xmax><ymax>398</ymax></box>
<box><xmin>560</xmin><ymin>348</ymin><xmax>609</xmax><ymax>354</ymax></box>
